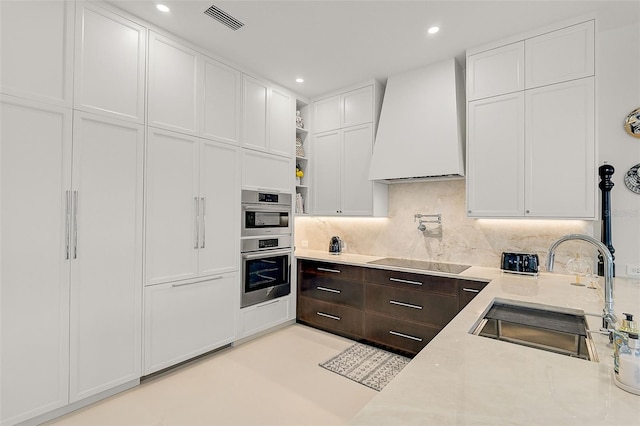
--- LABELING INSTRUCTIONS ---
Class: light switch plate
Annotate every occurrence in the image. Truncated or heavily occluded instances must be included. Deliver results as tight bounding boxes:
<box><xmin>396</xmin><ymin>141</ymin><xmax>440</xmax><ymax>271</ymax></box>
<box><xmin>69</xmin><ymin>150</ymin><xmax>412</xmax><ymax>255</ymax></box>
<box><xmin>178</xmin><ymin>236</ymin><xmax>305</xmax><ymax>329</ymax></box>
<box><xmin>627</xmin><ymin>264</ymin><xmax>640</xmax><ymax>277</ymax></box>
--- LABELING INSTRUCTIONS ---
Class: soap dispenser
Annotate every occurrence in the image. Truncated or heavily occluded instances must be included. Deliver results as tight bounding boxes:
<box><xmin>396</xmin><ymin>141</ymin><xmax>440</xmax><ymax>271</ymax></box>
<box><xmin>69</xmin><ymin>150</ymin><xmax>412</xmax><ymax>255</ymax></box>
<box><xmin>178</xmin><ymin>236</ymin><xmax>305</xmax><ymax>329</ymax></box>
<box><xmin>616</xmin><ymin>333</ymin><xmax>640</xmax><ymax>395</ymax></box>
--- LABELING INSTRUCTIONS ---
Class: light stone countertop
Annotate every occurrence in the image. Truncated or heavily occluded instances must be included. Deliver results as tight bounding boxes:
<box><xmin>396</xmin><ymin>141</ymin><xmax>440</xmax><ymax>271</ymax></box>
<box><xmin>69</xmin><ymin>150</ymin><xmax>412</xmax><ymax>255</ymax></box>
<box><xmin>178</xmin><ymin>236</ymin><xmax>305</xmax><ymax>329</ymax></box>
<box><xmin>294</xmin><ymin>249</ymin><xmax>640</xmax><ymax>425</ymax></box>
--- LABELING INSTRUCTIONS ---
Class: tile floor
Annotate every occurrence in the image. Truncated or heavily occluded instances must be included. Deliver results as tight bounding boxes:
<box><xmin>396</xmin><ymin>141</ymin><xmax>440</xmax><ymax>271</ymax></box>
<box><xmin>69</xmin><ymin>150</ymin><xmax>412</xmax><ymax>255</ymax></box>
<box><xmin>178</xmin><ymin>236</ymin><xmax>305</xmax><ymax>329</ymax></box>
<box><xmin>45</xmin><ymin>325</ymin><xmax>377</xmax><ymax>425</ymax></box>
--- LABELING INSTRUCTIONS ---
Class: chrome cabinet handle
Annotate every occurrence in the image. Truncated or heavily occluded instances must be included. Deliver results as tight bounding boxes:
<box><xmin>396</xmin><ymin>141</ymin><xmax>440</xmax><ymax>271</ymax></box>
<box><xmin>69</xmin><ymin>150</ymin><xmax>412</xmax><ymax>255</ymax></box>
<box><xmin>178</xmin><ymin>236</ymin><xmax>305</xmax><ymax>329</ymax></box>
<box><xmin>317</xmin><ymin>267</ymin><xmax>340</xmax><ymax>273</ymax></box>
<box><xmin>462</xmin><ymin>288</ymin><xmax>480</xmax><ymax>293</ymax></box>
<box><xmin>194</xmin><ymin>197</ymin><xmax>199</xmax><ymax>249</ymax></box>
<box><xmin>200</xmin><ymin>197</ymin><xmax>205</xmax><ymax>248</ymax></box>
<box><xmin>317</xmin><ymin>286</ymin><xmax>341</xmax><ymax>294</ymax></box>
<box><xmin>73</xmin><ymin>191</ymin><xmax>78</xmax><ymax>259</ymax></box>
<box><xmin>389</xmin><ymin>330</ymin><xmax>423</xmax><ymax>342</ymax></box>
<box><xmin>389</xmin><ymin>277</ymin><xmax>422</xmax><ymax>286</ymax></box>
<box><xmin>65</xmin><ymin>190</ymin><xmax>71</xmax><ymax>260</ymax></box>
<box><xmin>390</xmin><ymin>300</ymin><xmax>423</xmax><ymax>310</ymax></box>
<box><xmin>317</xmin><ymin>312</ymin><xmax>341</xmax><ymax>321</ymax></box>
<box><xmin>171</xmin><ymin>276</ymin><xmax>223</xmax><ymax>288</ymax></box>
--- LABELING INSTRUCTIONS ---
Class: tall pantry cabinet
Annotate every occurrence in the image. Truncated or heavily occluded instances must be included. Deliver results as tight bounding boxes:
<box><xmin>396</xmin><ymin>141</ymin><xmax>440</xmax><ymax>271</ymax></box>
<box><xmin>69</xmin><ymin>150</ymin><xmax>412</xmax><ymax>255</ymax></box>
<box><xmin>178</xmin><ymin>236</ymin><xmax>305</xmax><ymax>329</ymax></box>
<box><xmin>1</xmin><ymin>2</ymin><xmax>145</xmax><ymax>425</ymax></box>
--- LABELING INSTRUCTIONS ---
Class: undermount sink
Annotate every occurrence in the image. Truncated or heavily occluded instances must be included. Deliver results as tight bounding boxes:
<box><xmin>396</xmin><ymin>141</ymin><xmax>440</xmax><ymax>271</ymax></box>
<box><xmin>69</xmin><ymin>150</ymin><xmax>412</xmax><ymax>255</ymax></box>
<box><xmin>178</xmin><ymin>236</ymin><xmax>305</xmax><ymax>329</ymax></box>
<box><xmin>470</xmin><ymin>298</ymin><xmax>598</xmax><ymax>362</ymax></box>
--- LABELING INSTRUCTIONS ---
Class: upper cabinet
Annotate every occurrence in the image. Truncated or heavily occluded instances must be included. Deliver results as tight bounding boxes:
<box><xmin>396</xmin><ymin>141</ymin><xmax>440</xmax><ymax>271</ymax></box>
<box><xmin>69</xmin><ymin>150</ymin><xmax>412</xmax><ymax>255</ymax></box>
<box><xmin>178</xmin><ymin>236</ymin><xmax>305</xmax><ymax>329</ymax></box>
<box><xmin>74</xmin><ymin>2</ymin><xmax>146</xmax><ymax>123</ymax></box>
<box><xmin>313</xmin><ymin>86</ymin><xmax>374</xmax><ymax>133</ymax></box>
<box><xmin>0</xmin><ymin>0</ymin><xmax>74</xmax><ymax>107</ymax></box>
<box><xmin>201</xmin><ymin>57</ymin><xmax>241</xmax><ymax>144</ymax></box>
<box><xmin>148</xmin><ymin>32</ymin><xmax>199</xmax><ymax>135</ymax></box>
<box><xmin>525</xmin><ymin>21</ymin><xmax>594</xmax><ymax>89</ymax></box>
<box><xmin>242</xmin><ymin>74</ymin><xmax>294</xmax><ymax>157</ymax></box>
<box><xmin>466</xmin><ymin>20</ymin><xmax>596</xmax><ymax>219</ymax></box>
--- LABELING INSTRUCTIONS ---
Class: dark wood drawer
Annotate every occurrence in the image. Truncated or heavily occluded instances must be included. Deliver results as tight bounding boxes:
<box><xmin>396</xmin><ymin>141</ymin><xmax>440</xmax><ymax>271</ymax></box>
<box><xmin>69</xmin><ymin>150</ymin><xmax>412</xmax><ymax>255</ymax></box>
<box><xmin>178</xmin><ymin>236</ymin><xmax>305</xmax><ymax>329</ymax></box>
<box><xmin>458</xmin><ymin>280</ymin><xmax>489</xmax><ymax>311</ymax></box>
<box><xmin>366</xmin><ymin>283</ymin><xmax>457</xmax><ymax>327</ymax></box>
<box><xmin>364</xmin><ymin>312</ymin><xmax>440</xmax><ymax>355</ymax></box>
<box><xmin>364</xmin><ymin>268</ymin><xmax>457</xmax><ymax>296</ymax></box>
<box><xmin>299</xmin><ymin>275</ymin><xmax>364</xmax><ymax>308</ymax></box>
<box><xmin>298</xmin><ymin>296</ymin><xmax>364</xmax><ymax>339</ymax></box>
<box><xmin>298</xmin><ymin>260</ymin><xmax>364</xmax><ymax>281</ymax></box>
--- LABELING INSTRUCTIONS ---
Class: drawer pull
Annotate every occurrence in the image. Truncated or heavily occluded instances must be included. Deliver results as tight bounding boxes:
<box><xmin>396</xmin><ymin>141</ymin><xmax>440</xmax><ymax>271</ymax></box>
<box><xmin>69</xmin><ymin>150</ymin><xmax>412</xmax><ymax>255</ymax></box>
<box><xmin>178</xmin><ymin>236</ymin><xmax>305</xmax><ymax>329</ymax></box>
<box><xmin>389</xmin><ymin>277</ymin><xmax>423</xmax><ymax>286</ymax></box>
<box><xmin>317</xmin><ymin>267</ymin><xmax>341</xmax><ymax>274</ymax></box>
<box><xmin>390</xmin><ymin>300</ymin><xmax>423</xmax><ymax>310</ymax></box>
<box><xmin>389</xmin><ymin>330</ymin><xmax>423</xmax><ymax>342</ymax></box>
<box><xmin>462</xmin><ymin>288</ymin><xmax>480</xmax><ymax>293</ymax></box>
<box><xmin>317</xmin><ymin>286</ymin><xmax>341</xmax><ymax>294</ymax></box>
<box><xmin>317</xmin><ymin>312</ymin><xmax>341</xmax><ymax>321</ymax></box>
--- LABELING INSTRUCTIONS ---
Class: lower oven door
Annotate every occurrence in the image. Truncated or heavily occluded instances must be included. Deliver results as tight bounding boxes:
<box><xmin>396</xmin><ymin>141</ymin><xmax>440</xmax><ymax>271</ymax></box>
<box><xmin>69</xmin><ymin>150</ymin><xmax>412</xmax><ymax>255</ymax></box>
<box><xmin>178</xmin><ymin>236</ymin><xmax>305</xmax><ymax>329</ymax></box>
<box><xmin>241</xmin><ymin>249</ymin><xmax>291</xmax><ymax>308</ymax></box>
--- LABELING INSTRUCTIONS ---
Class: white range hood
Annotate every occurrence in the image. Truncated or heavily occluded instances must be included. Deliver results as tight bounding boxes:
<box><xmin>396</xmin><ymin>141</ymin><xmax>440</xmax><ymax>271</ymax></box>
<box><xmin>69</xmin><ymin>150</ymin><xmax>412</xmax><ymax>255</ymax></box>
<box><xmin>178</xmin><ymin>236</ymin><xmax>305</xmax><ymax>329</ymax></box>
<box><xmin>368</xmin><ymin>58</ymin><xmax>466</xmax><ymax>182</ymax></box>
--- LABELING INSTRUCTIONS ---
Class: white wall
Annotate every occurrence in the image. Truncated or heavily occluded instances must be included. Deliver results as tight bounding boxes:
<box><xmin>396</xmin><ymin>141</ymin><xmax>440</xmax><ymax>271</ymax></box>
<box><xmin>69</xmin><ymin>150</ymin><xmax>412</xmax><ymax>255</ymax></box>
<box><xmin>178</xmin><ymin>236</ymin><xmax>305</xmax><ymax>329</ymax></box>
<box><xmin>296</xmin><ymin>16</ymin><xmax>640</xmax><ymax>277</ymax></box>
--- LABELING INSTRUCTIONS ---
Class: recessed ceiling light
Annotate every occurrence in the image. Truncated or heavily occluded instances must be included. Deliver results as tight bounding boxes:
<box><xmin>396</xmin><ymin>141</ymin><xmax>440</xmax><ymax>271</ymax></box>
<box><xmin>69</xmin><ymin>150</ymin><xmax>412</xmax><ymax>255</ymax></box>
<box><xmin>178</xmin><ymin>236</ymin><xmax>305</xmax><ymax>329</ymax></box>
<box><xmin>296</xmin><ymin>78</ymin><xmax>304</xmax><ymax>83</ymax></box>
<box><xmin>156</xmin><ymin>4</ymin><xmax>170</xmax><ymax>13</ymax></box>
<box><xmin>427</xmin><ymin>26</ymin><xmax>440</xmax><ymax>35</ymax></box>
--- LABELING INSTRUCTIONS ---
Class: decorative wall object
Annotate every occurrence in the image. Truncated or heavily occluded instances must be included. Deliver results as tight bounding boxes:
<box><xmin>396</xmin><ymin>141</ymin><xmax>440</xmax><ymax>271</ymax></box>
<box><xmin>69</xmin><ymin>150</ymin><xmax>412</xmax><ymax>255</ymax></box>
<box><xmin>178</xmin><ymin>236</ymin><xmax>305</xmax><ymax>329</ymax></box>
<box><xmin>624</xmin><ymin>107</ymin><xmax>640</xmax><ymax>138</ymax></box>
<box><xmin>624</xmin><ymin>163</ymin><xmax>640</xmax><ymax>194</ymax></box>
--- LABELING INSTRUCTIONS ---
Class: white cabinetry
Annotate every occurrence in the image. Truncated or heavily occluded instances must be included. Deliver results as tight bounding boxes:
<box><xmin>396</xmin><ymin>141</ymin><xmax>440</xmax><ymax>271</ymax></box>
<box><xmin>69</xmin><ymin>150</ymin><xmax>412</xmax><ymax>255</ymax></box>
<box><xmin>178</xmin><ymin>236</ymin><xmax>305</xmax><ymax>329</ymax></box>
<box><xmin>148</xmin><ymin>32</ymin><xmax>199</xmax><ymax>134</ymax></box>
<box><xmin>466</xmin><ymin>42</ymin><xmax>524</xmax><ymax>101</ymax></box>
<box><xmin>242</xmin><ymin>149</ymin><xmax>292</xmax><ymax>193</ymax></box>
<box><xmin>74</xmin><ymin>2</ymin><xmax>146</xmax><ymax>123</ymax></box>
<box><xmin>0</xmin><ymin>0</ymin><xmax>74</xmax><ymax>107</ymax></box>
<box><xmin>311</xmin><ymin>82</ymin><xmax>387</xmax><ymax>216</ymax></box>
<box><xmin>202</xmin><ymin>57</ymin><xmax>241</xmax><ymax>144</ymax></box>
<box><xmin>242</xmin><ymin>74</ymin><xmax>294</xmax><ymax>157</ymax></box>
<box><xmin>145</xmin><ymin>128</ymin><xmax>240</xmax><ymax>285</ymax></box>
<box><xmin>466</xmin><ymin>20</ymin><xmax>595</xmax><ymax>219</ymax></box>
<box><xmin>1</xmin><ymin>97</ymin><xmax>144</xmax><ymax>425</ymax></box>
<box><xmin>237</xmin><ymin>296</ymin><xmax>291</xmax><ymax>339</ymax></box>
<box><xmin>144</xmin><ymin>274</ymin><xmax>236</xmax><ymax>375</ymax></box>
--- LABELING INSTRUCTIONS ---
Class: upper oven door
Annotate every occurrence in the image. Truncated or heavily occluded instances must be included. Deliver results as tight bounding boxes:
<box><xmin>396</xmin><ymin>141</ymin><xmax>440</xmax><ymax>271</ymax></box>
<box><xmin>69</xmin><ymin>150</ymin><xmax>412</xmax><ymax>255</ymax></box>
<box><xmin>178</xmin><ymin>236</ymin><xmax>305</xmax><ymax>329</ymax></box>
<box><xmin>242</xmin><ymin>204</ymin><xmax>291</xmax><ymax>236</ymax></box>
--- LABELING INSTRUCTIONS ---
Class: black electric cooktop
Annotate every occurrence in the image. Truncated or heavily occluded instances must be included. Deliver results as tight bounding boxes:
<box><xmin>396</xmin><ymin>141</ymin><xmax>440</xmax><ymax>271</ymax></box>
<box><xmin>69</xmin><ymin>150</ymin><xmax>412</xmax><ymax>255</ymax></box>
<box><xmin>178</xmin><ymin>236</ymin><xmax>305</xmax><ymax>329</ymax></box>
<box><xmin>367</xmin><ymin>257</ymin><xmax>471</xmax><ymax>274</ymax></box>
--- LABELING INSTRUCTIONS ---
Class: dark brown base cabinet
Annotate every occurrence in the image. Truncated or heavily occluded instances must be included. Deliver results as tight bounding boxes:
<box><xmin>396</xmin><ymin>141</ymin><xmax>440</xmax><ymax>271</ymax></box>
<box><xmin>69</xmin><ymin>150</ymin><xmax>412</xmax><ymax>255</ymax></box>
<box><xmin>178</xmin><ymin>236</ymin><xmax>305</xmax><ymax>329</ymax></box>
<box><xmin>296</xmin><ymin>259</ymin><xmax>488</xmax><ymax>356</ymax></box>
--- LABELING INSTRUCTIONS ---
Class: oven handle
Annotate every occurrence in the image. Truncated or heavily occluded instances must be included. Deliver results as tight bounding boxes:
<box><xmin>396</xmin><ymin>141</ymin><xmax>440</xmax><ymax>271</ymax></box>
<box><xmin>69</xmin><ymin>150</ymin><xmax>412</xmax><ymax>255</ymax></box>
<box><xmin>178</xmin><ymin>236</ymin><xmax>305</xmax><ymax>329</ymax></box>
<box><xmin>241</xmin><ymin>249</ymin><xmax>292</xmax><ymax>260</ymax></box>
<box><xmin>241</xmin><ymin>203</ymin><xmax>292</xmax><ymax>212</ymax></box>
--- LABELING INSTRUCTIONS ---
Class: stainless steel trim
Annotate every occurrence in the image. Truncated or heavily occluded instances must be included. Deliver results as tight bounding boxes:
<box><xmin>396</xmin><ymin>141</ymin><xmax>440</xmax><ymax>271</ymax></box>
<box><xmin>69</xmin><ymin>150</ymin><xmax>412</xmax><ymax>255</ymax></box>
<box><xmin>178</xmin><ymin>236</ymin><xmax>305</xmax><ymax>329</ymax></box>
<box><xmin>389</xmin><ymin>277</ymin><xmax>422</xmax><ymax>286</ymax></box>
<box><xmin>317</xmin><ymin>286</ymin><xmax>341</xmax><ymax>294</ymax></box>
<box><xmin>171</xmin><ymin>276</ymin><xmax>223</xmax><ymax>288</ymax></box>
<box><xmin>65</xmin><ymin>190</ymin><xmax>70</xmax><ymax>260</ymax></box>
<box><xmin>200</xmin><ymin>197</ymin><xmax>205</xmax><ymax>248</ymax></box>
<box><xmin>462</xmin><ymin>288</ymin><xmax>480</xmax><ymax>293</ymax></box>
<box><xmin>317</xmin><ymin>267</ymin><xmax>340</xmax><ymax>273</ymax></box>
<box><xmin>317</xmin><ymin>312</ymin><xmax>341</xmax><ymax>321</ymax></box>
<box><xmin>242</xmin><ymin>248</ymin><xmax>291</xmax><ymax>260</ymax></box>
<box><xmin>194</xmin><ymin>197</ymin><xmax>199</xmax><ymax>249</ymax></box>
<box><xmin>389</xmin><ymin>330</ymin><xmax>423</xmax><ymax>342</ymax></box>
<box><xmin>390</xmin><ymin>300</ymin><xmax>423</xmax><ymax>310</ymax></box>
<box><xmin>73</xmin><ymin>191</ymin><xmax>78</xmax><ymax>259</ymax></box>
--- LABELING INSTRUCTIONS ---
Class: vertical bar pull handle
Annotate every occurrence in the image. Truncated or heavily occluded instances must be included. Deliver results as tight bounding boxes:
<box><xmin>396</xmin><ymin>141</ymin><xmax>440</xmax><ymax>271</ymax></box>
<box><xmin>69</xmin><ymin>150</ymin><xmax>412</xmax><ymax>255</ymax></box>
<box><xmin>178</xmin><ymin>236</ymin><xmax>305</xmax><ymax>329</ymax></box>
<box><xmin>194</xmin><ymin>197</ymin><xmax>199</xmax><ymax>249</ymax></box>
<box><xmin>65</xmin><ymin>190</ymin><xmax>71</xmax><ymax>260</ymax></box>
<box><xmin>73</xmin><ymin>191</ymin><xmax>78</xmax><ymax>259</ymax></box>
<box><xmin>200</xmin><ymin>197</ymin><xmax>205</xmax><ymax>248</ymax></box>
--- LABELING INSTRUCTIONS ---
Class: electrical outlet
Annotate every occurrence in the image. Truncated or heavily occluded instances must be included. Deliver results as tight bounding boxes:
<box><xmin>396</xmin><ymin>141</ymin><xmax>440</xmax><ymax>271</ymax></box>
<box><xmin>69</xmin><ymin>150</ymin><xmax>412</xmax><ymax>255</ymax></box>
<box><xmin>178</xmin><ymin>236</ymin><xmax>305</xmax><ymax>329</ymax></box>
<box><xmin>627</xmin><ymin>264</ymin><xmax>640</xmax><ymax>277</ymax></box>
<box><xmin>301</xmin><ymin>240</ymin><xmax>308</xmax><ymax>248</ymax></box>
<box><xmin>342</xmin><ymin>241</ymin><xmax>348</xmax><ymax>251</ymax></box>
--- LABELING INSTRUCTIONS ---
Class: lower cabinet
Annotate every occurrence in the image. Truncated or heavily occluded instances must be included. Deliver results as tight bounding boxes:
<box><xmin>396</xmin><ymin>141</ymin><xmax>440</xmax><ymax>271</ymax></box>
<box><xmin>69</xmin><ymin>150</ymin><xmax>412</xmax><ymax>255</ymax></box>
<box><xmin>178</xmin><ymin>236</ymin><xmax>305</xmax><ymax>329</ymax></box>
<box><xmin>296</xmin><ymin>259</ymin><xmax>488</xmax><ymax>356</ymax></box>
<box><xmin>237</xmin><ymin>295</ymin><xmax>291</xmax><ymax>339</ymax></box>
<box><xmin>144</xmin><ymin>273</ymin><xmax>236</xmax><ymax>375</ymax></box>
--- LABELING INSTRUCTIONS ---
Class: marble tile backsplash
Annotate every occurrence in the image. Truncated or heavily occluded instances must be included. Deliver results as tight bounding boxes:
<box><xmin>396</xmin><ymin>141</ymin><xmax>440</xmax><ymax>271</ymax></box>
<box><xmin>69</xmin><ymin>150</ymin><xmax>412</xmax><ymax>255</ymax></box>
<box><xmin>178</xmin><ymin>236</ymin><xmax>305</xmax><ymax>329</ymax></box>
<box><xmin>295</xmin><ymin>180</ymin><xmax>598</xmax><ymax>272</ymax></box>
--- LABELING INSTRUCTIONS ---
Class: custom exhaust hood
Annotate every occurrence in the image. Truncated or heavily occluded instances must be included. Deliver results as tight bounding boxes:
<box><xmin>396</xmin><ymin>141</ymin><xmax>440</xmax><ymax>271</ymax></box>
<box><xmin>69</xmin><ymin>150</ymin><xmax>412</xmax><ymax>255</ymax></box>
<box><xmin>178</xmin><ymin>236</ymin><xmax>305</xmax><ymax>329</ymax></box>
<box><xmin>368</xmin><ymin>58</ymin><xmax>466</xmax><ymax>182</ymax></box>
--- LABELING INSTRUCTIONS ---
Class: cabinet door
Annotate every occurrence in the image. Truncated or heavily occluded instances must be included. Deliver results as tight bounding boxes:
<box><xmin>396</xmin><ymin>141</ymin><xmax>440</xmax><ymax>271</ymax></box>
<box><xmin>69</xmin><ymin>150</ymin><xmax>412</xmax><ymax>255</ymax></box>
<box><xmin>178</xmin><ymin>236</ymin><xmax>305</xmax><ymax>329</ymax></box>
<box><xmin>313</xmin><ymin>95</ymin><xmax>341</xmax><ymax>133</ymax></box>
<box><xmin>146</xmin><ymin>129</ymin><xmax>200</xmax><ymax>285</ymax></box>
<box><xmin>269</xmin><ymin>87</ymin><xmax>294</xmax><ymax>157</ymax></box>
<box><xmin>144</xmin><ymin>274</ymin><xmax>236</xmax><ymax>375</ymax></box>
<box><xmin>467</xmin><ymin>42</ymin><xmax>524</xmax><ymax>100</ymax></box>
<box><xmin>1</xmin><ymin>96</ymin><xmax>71</xmax><ymax>424</ymax></box>
<box><xmin>342</xmin><ymin>86</ymin><xmax>373</xmax><ymax>127</ymax></box>
<box><xmin>525</xmin><ymin>78</ymin><xmax>595</xmax><ymax>218</ymax></box>
<box><xmin>242</xmin><ymin>75</ymin><xmax>268</xmax><ymax>151</ymax></box>
<box><xmin>312</xmin><ymin>131</ymin><xmax>342</xmax><ymax>215</ymax></box>
<box><xmin>342</xmin><ymin>124</ymin><xmax>373</xmax><ymax>215</ymax></box>
<box><xmin>525</xmin><ymin>21</ymin><xmax>594</xmax><ymax>89</ymax></box>
<box><xmin>202</xmin><ymin>57</ymin><xmax>241</xmax><ymax>144</ymax></box>
<box><xmin>0</xmin><ymin>0</ymin><xmax>74</xmax><ymax>106</ymax></box>
<box><xmin>238</xmin><ymin>296</ymin><xmax>290</xmax><ymax>339</ymax></box>
<box><xmin>199</xmin><ymin>140</ymin><xmax>240</xmax><ymax>276</ymax></box>
<box><xmin>467</xmin><ymin>93</ymin><xmax>525</xmax><ymax>217</ymax></box>
<box><xmin>148</xmin><ymin>32</ymin><xmax>198</xmax><ymax>134</ymax></box>
<box><xmin>74</xmin><ymin>2</ymin><xmax>146</xmax><ymax>123</ymax></box>
<box><xmin>69</xmin><ymin>113</ymin><xmax>143</xmax><ymax>402</ymax></box>
<box><xmin>241</xmin><ymin>150</ymin><xmax>292</xmax><ymax>193</ymax></box>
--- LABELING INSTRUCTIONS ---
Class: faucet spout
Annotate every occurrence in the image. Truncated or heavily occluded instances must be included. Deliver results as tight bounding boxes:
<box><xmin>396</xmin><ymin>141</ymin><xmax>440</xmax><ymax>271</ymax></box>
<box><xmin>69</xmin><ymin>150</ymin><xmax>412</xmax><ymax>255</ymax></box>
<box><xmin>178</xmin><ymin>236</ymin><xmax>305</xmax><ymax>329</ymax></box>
<box><xmin>546</xmin><ymin>234</ymin><xmax>616</xmax><ymax>331</ymax></box>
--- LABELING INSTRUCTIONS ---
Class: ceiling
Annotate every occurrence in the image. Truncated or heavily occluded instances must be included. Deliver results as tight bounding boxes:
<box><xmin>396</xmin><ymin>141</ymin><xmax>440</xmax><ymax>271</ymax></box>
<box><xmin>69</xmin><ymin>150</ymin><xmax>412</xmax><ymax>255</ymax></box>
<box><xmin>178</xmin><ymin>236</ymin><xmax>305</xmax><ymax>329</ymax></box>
<box><xmin>107</xmin><ymin>0</ymin><xmax>639</xmax><ymax>99</ymax></box>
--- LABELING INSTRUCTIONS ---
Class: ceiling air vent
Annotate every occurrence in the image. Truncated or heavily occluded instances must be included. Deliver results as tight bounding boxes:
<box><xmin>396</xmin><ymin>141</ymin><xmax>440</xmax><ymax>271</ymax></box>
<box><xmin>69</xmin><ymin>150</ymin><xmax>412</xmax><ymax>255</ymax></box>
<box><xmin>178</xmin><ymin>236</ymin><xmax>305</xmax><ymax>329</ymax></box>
<box><xmin>204</xmin><ymin>5</ymin><xmax>244</xmax><ymax>31</ymax></box>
